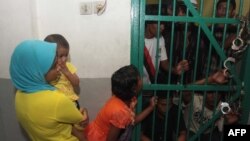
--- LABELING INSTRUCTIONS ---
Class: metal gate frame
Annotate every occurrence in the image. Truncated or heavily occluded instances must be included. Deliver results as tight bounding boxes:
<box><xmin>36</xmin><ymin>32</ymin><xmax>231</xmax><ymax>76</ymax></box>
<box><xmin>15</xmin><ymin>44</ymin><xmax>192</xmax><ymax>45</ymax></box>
<box><xmin>131</xmin><ymin>0</ymin><xmax>250</xmax><ymax>141</ymax></box>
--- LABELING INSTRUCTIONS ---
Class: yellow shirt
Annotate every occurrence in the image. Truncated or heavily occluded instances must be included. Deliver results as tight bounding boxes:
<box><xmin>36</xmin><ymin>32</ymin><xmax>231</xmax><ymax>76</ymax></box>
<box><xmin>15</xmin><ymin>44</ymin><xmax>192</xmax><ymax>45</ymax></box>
<box><xmin>15</xmin><ymin>90</ymin><xmax>84</xmax><ymax>141</ymax></box>
<box><xmin>51</xmin><ymin>62</ymin><xmax>79</xmax><ymax>101</ymax></box>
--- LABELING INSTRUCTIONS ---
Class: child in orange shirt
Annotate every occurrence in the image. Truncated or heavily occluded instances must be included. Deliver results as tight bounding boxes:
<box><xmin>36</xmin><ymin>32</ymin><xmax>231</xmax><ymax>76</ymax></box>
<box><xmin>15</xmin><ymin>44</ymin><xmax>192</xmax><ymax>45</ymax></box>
<box><xmin>84</xmin><ymin>65</ymin><xmax>156</xmax><ymax>141</ymax></box>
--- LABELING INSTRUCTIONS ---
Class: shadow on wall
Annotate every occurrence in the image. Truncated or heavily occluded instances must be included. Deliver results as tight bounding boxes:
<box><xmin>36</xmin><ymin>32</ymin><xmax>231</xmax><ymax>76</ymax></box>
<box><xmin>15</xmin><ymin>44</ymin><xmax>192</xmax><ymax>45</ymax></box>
<box><xmin>78</xmin><ymin>78</ymin><xmax>111</xmax><ymax>121</ymax></box>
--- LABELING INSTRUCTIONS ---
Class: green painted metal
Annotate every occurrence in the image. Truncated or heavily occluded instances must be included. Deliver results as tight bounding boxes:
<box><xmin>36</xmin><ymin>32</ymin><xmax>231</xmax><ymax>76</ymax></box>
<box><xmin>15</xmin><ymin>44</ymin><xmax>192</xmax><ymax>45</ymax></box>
<box><xmin>239</xmin><ymin>47</ymin><xmax>250</xmax><ymax>124</ymax></box>
<box><xmin>145</xmin><ymin>16</ymin><xmax>239</xmax><ymax>23</ymax></box>
<box><xmin>130</xmin><ymin>0</ymin><xmax>140</xmax><ymax>67</ymax></box>
<box><xmin>130</xmin><ymin>0</ymin><xmax>140</xmax><ymax>140</ymax></box>
<box><xmin>130</xmin><ymin>0</ymin><xmax>249</xmax><ymax>140</ymax></box>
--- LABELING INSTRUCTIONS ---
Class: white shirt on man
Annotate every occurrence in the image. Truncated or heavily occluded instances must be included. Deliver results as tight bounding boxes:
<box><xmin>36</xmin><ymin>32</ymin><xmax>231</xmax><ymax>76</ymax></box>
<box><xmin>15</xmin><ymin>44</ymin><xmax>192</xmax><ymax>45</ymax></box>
<box><xmin>143</xmin><ymin>36</ymin><xmax>168</xmax><ymax>84</ymax></box>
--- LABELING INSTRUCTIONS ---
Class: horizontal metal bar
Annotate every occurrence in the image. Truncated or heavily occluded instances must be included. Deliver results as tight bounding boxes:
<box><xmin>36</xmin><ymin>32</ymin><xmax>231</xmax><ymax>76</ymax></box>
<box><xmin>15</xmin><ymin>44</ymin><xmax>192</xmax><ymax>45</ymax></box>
<box><xmin>143</xmin><ymin>84</ymin><xmax>240</xmax><ymax>91</ymax></box>
<box><xmin>145</xmin><ymin>16</ymin><xmax>240</xmax><ymax>24</ymax></box>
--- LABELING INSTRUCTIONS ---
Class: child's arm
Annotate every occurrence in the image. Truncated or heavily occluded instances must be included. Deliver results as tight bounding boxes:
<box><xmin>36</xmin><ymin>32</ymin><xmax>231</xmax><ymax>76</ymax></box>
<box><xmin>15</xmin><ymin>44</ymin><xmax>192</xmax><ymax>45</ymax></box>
<box><xmin>71</xmin><ymin>127</ymin><xmax>87</xmax><ymax>141</ymax></box>
<box><xmin>45</xmin><ymin>64</ymin><xmax>61</xmax><ymax>82</ymax></box>
<box><xmin>64</xmin><ymin>72</ymin><xmax>80</xmax><ymax>94</ymax></box>
<box><xmin>58</xmin><ymin>60</ymin><xmax>80</xmax><ymax>94</ymax></box>
<box><xmin>178</xmin><ymin>131</ymin><xmax>186</xmax><ymax>141</ymax></box>
<box><xmin>107</xmin><ymin>124</ymin><xmax>122</xmax><ymax>141</ymax></box>
<box><xmin>140</xmin><ymin>134</ymin><xmax>151</xmax><ymax>141</ymax></box>
<box><xmin>134</xmin><ymin>96</ymin><xmax>157</xmax><ymax>124</ymax></box>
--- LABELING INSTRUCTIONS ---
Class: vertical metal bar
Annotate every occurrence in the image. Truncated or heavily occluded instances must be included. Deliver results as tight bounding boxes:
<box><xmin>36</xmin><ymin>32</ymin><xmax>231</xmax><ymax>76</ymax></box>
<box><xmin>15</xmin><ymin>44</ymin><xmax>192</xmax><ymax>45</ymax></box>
<box><xmin>153</xmin><ymin>0</ymin><xmax>163</xmax><ymax>84</ymax></box>
<box><xmin>163</xmin><ymin>1</ymin><xmax>174</xmax><ymax>140</ymax></box>
<box><xmin>239</xmin><ymin>47</ymin><xmax>250</xmax><ymax>124</ymax></box>
<box><xmin>219</xmin><ymin>0</ymin><xmax>231</xmax><ymax>68</ymax></box>
<box><xmin>176</xmin><ymin>2</ymin><xmax>193</xmax><ymax>140</ymax></box>
<box><xmin>208</xmin><ymin>91</ymin><xmax>219</xmax><ymax>141</ymax></box>
<box><xmin>187</xmin><ymin>0</ymin><xmax>204</xmax><ymax>139</ymax></box>
<box><xmin>163</xmin><ymin>92</ymin><xmax>171</xmax><ymax>141</ymax></box>
<box><xmin>131</xmin><ymin>0</ymin><xmax>144</xmax><ymax>140</ymax></box>
<box><xmin>131</xmin><ymin>0</ymin><xmax>248</xmax><ymax>141</ymax></box>
<box><xmin>204</xmin><ymin>0</ymin><xmax>217</xmax><ymax>84</ymax></box>
<box><xmin>238</xmin><ymin>0</ymin><xmax>244</xmax><ymax>17</ymax></box>
<box><xmin>179</xmin><ymin>10</ymin><xmax>189</xmax><ymax>84</ymax></box>
<box><xmin>192</xmin><ymin>0</ymin><xmax>203</xmax><ymax>82</ymax></box>
<box><xmin>167</xmin><ymin>0</ymin><xmax>177</xmax><ymax>84</ymax></box>
<box><xmin>238</xmin><ymin>0</ymin><xmax>250</xmax><ymax>125</ymax></box>
<box><xmin>130</xmin><ymin>0</ymin><xmax>140</xmax><ymax>67</ymax></box>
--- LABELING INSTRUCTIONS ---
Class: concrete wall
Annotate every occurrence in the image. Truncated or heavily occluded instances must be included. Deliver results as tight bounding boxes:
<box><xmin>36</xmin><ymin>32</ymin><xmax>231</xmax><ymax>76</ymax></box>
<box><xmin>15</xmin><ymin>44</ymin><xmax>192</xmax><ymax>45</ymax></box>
<box><xmin>0</xmin><ymin>0</ymin><xmax>131</xmax><ymax>140</ymax></box>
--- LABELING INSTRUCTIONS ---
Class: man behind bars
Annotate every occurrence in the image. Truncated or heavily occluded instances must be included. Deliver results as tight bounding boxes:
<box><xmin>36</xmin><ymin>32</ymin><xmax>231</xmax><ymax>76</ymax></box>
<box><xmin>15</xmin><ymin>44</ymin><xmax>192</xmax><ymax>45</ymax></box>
<box><xmin>141</xmin><ymin>91</ymin><xmax>186</xmax><ymax>141</ymax></box>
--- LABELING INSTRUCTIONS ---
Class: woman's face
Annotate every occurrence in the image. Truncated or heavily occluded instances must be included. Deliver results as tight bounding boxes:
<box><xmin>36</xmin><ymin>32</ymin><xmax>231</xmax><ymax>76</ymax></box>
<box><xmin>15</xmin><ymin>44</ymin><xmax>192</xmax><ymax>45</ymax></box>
<box><xmin>44</xmin><ymin>57</ymin><xmax>59</xmax><ymax>82</ymax></box>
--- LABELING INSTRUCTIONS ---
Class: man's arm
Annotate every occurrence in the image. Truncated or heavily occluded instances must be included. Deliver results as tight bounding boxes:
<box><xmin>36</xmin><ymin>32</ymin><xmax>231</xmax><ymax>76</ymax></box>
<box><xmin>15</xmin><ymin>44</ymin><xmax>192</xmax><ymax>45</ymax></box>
<box><xmin>160</xmin><ymin>59</ymin><xmax>189</xmax><ymax>75</ymax></box>
<box><xmin>194</xmin><ymin>69</ymin><xmax>228</xmax><ymax>85</ymax></box>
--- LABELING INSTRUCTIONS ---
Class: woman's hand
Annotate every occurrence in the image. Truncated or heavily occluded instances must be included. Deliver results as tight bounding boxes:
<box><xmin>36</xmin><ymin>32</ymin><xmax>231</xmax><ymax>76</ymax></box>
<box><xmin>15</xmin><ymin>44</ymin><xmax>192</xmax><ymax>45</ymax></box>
<box><xmin>79</xmin><ymin>108</ymin><xmax>89</xmax><ymax>128</ymax></box>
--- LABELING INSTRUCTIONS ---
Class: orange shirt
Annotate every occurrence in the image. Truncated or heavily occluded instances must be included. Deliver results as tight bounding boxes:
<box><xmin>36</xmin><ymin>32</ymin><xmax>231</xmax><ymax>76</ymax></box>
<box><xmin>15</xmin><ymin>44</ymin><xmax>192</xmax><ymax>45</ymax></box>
<box><xmin>85</xmin><ymin>96</ymin><xmax>133</xmax><ymax>141</ymax></box>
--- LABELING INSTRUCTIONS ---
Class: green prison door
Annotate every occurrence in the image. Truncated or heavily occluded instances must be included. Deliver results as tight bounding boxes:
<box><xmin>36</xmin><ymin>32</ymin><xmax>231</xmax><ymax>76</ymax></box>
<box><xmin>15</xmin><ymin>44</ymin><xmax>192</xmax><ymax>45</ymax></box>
<box><xmin>130</xmin><ymin>0</ymin><xmax>250</xmax><ymax>141</ymax></box>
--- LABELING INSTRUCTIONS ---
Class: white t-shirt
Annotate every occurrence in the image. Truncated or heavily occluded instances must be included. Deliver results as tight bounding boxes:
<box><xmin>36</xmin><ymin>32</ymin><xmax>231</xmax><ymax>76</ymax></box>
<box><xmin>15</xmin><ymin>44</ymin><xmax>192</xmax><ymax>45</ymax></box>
<box><xmin>143</xmin><ymin>36</ymin><xmax>168</xmax><ymax>84</ymax></box>
<box><xmin>187</xmin><ymin>95</ymin><xmax>222</xmax><ymax>134</ymax></box>
<box><xmin>190</xmin><ymin>0</ymin><xmax>198</xmax><ymax>4</ymax></box>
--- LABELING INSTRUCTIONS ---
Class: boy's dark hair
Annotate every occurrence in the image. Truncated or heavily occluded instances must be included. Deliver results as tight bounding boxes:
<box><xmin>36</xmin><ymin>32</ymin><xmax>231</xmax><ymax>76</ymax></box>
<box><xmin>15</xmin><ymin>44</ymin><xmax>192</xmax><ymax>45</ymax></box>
<box><xmin>44</xmin><ymin>34</ymin><xmax>69</xmax><ymax>49</ymax></box>
<box><xmin>145</xmin><ymin>4</ymin><xmax>165</xmax><ymax>26</ymax></box>
<box><xmin>216</xmin><ymin>0</ymin><xmax>236</xmax><ymax>10</ymax></box>
<box><xmin>145</xmin><ymin>4</ymin><xmax>168</xmax><ymax>16</ymax></box>
<box><xmin>111</xmin><ymin>65</ymin><xmax>140</xmax><ymax>101</ymax></box>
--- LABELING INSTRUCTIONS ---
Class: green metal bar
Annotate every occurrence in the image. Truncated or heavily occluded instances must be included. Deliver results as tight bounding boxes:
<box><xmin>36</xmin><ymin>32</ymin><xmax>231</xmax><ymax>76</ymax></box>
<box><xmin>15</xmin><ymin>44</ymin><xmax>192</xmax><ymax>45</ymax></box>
<box><xmin>165</xmin><ymin>2</ymin><xmax>177</xmax><ymax>140</ymax></box>
<box><xmin>187</xmin><ymin>1</ymin><xmax>205</xmax><ymax>139</ymax></box>
<box><xmin>130</xmin><ymin>0</ymin><xmax>140</xmax><ymax>67</ymax></box>
<box><xmin>236</xmin><ymin>0</ymin><xmax>244</xmax><ymax>39</ymax></box>
<box><xmin>145</xmin><ymin>16</ymin><xmax>240</xmax><ymax>24</ymax></box>
<box><xmin>175</xmin><ymin>91</ymin><xmax>183</xmax><ymax>141</ymax></box>
<box><xmin>189</xmin><ymin>89</ymin><xmax>243</xmax><ymax>141</ymax></box>
<box><xmin>183</xmin><ymin>0</ymin><xmax>241</xmax><ymax>87</ymax></box>
<box><xmin>163</xmin><ymin>91</ymin><xmax>171</xmax><ymax>141</ymax></box>
<box><xmin>199</xmin><ymin>92</ymin><xmax>208</xmax><ymax>141</ymax></box>
<box><xmin>131</xmin><ymin>0</ymin><xmax>144</xmax><ymax>140</ymax></box>
<box><xmin>143</xmin><ymin>84</ymin><xmax>240</xmax><ymax>91</ymax></box>
<box><xmin>180</xmin><ymin>12</ymin><xmax>189</xmax><ymax>84</ymax></box>
<box><xmin>209</xmin><ymin>91</ymin><xmax>219</xmax><ymax>141</ymax></box>
<box><xmin>153</xmin><ymin>0</ymin><xmax>163</xmax><ymax>84</ymax></box>
<box><xmin>176</xmin><ymin>6</ymin><xmax>191</xmax><ymax>141</ymax></box>
<box><xmin>131</xmin><ymin>1</ymin><xmax>249</xmax><ymax>141</ymax></box>
<box><xmin>239</xmin><ymin>47</ymin><xmax>250</xmax><ymax>124</ymax></box>
<box><xmin>167</xmin><ymin>0</ymin><xmax>177</xmax><ymax>84</ymax></box>
<box><xmin>192</xmin><ymin>0</ymin><xmax>204</xmax><ymax>82</ymax></box>
<box><xmin>204</xmin><ymin>0</ymin><xmax>217</xmax><ymax>84</ymax></box>
<box><xmin>238</xmin><ymin>0</ymin><xmax>244</xmax><ymax>17</ymax></box>
<box><xmin>218</xmin><ymin>0</ymin><xmax>231</xmax><ymax>68</ymax></box>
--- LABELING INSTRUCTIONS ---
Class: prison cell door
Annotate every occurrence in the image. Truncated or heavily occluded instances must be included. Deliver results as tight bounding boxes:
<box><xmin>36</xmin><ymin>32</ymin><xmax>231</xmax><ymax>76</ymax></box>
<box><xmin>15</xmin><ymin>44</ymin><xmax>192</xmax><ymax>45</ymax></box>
<box><xmin>131</xmin><ymin>0</ymin><xmax>250</xmax><ymax>141</ymax></box>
